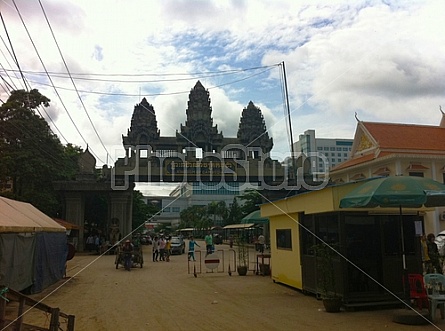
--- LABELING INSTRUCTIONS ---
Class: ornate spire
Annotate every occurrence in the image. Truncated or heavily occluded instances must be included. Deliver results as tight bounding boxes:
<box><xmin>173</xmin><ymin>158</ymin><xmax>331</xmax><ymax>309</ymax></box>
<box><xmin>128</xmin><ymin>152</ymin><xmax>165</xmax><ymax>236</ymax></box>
<box><xmin>178</xmin><ymin>81</ymin><xmax>222</xmax><ymax>150</ymax></box>
<box><xmin>237</xmin><ymin>101</ymin><xmax>273</xmax><ymax>153</ymax></box>
<box><xmin>123</xmin><ymin>98</ymin><xmax>160</xmax><ymax>146</ymax></box>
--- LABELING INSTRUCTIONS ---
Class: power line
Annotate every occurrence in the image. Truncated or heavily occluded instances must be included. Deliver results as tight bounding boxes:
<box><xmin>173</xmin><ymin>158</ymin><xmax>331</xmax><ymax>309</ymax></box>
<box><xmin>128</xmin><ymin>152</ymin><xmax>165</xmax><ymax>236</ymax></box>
<box><xmin>0</xmin><ymin>10</ymin><xmax>28</xmax><ymax>91</ymax></box>
<box><xmin>38</xmin><ymin>0</ymin><xmax>113</xmax><ymax>164</ymax></box>
<box><xmin>2</xmin><ymin>64</ymin><xmax>278</xmax><ymax>79</ymax></box>
<box><xmin>0</xmin><ymin>37</ymin><xmax>22</xmax><ymax>90</ymax></box>
<box><xmin>8</xmin><ymin>0</ymin><xmax>105</xmax><ymax>164</ymax></box>
<box><xmin>21</xmin><ymin>66</ymin><xmax>277</xmax><ymax>98</ymax></box>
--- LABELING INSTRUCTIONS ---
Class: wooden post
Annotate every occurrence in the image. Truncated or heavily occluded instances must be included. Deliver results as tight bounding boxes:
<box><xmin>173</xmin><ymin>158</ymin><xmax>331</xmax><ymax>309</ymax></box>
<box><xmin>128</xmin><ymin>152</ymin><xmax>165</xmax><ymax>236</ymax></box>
<box><xmin>49</xmin><ymin>307</ymin><xmax>59</xmax><ymax>331</ymax></box>
<box><xmin>67</xmin><ymin>315</ymin><xmax>75</xmax><ymax>331</ymax></box>
<box><xmin>16</xmin><ymin>297</ymin><xmax>25</xmax><ymax>331</ymax></box>
<box><xmin>0</xmin><ymin>292</ymin><xmax>6</xmax><ymax>330</ymax></box>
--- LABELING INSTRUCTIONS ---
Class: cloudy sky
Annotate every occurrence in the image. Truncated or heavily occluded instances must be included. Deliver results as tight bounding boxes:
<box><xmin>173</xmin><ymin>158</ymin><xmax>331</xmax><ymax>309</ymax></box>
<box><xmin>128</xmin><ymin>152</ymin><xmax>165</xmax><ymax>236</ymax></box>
<box><xmin>1</xmin><ymin>0</ymin><xmax>444</xmax><ymax>190</ymax></box>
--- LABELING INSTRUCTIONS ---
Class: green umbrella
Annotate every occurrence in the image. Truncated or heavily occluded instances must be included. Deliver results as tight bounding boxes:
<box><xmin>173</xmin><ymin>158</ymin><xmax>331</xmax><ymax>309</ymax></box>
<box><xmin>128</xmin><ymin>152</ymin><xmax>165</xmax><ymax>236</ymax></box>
<box><xmin>241</xmin><ymin>210</ymin><xmax>269</xmax><ymax>224</ymax></box>
<box><xmin>339</xmin><ymin>176</ymin><xmax>445</xmax><ymax>209</ymax></box>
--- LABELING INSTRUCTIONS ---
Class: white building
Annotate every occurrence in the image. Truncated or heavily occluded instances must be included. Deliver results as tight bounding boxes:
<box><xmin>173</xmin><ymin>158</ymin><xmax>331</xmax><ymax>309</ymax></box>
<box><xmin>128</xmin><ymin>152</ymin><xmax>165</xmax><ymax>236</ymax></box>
<box><xmin>145</xmin><ymin>182</ymin><xmax>255</xmax><ymax>228</ymax></box>
<box><xmin>293</xmin><ymin>129</ymin><xmax>353</xmax><ymax>176</ymax></box>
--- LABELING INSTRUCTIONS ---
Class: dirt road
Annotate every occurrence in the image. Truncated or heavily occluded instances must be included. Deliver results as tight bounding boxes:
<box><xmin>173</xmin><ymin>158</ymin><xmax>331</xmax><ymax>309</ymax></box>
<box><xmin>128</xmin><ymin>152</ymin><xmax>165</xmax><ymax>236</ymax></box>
<box><xmin>6</xmin><ymin>242</ymin><xmax>445</xmax><ymax>331</ymax></box>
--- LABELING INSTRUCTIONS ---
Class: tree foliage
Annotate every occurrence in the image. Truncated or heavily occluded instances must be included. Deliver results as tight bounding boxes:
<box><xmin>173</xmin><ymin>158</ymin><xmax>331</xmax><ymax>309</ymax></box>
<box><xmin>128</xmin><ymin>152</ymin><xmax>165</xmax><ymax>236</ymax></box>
<box><xmin>227</xmin><ymin>197</ymin><xmax>242</xmax><ymax>225</ymax></box>
<box><xmin>0</xmin><ymin>89</ymin><xmax>81</xmax><ymax>215</ymax></box>
<box><xmin>207</xmin><ymin>200</ymin><xmax>228</xmax><ymax>226</ymax></box>
<box><xmin>132</xmin><ymin>190</ymin><xmax>159</xmax><ymax>231</ymax></box>
<box><xmin>238</xmin><ymin>189</ymin><xmax>263</xmax><ymax>218</ymax></box>
<box><xmin>179</xmin><ymin>205</ymin><xmax>210</xmax><ymax>230</ymax></box>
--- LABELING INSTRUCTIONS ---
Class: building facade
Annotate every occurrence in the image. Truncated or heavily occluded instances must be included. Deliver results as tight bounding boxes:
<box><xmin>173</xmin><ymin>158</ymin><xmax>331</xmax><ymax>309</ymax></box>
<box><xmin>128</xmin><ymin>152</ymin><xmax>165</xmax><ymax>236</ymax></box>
<box><xmin>294</xmin><ymin>129</ymin><xmax>353</xmax><ymax>178</ymax></box>
<box><xmin>329</xmin><ymin>114</ymin><xmax>445</xmax><ymax>234</ymax></box>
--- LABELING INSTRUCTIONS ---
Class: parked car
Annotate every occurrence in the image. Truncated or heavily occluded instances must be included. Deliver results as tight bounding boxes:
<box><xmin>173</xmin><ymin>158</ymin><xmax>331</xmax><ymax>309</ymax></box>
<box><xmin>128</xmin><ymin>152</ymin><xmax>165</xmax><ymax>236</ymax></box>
<box><xmin>141</xmin><ymin>235</ymin><xmax>152</xmax><ymax>245</ymax></box>
<box><xmin>170</xmin><ymin>236</ymin><xmax>185</xmax><ymax>255</ymax></box>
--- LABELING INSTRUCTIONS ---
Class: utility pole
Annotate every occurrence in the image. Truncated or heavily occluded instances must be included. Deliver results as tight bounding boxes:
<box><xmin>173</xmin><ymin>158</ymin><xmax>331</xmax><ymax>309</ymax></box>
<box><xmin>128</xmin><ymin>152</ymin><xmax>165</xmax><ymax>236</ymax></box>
<box><xmin>281</xmin><ymin>61</ymin><xmax>297</xmax><ymax>182</ymax></box>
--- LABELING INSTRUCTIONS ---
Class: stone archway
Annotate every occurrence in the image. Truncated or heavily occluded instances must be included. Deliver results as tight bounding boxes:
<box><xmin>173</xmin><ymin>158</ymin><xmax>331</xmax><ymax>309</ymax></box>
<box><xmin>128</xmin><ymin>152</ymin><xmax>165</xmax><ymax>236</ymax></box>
<box><xmin>54</xmin><ymin>149</ymin><xmax>134</xmax><ymax>251</ymax></box>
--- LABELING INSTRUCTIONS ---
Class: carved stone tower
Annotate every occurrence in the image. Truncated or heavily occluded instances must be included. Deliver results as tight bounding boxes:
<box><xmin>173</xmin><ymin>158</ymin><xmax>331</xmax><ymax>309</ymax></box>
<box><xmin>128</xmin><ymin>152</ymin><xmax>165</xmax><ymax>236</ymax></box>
<box><xmin>177</xmin><ymin>81</ymin><xmax>223</xmax><ymax>152</ymax></box>
<box><xmin>122</xmin><ymin>98</ymin><xmax>160</xmax><ymax>153</ymax></box>
<box><xmin>237</xmin><ymin>101</ymin><xmax>273</xmax><ymax>158</ymax></box>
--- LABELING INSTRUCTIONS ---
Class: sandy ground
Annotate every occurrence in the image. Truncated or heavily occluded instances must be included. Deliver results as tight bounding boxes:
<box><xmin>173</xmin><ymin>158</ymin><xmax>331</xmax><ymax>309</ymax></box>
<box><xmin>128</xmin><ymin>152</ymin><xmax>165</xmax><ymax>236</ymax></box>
<box><xmin>4</xmin><ymin>241</ymin><xmax>445</xmax><ymax>331</ymax></box>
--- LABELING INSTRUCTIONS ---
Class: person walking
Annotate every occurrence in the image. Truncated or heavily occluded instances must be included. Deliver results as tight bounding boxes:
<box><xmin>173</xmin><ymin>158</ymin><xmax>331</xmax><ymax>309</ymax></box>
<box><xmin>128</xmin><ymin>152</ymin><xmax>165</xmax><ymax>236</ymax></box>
<box><xmin>152</xmin><ymin>236</ymin><xmax>159</xmax><ymax>262</ymax></box>
<box><xmin>204</xmin><ymin>231</ymin><xmax>213</xmax><ymax>256</ymax></box>
<box><xmin>258</xmin><ymin>234</ymin><xmax>266</xmax><ymax>254</ymax></box>
<box><xmin>165</xmin><ymin>236</ymin><xmax>172</xmax><ymax>262</ymax></box>
<box><xmin>426</xmin><ymin>233</ymin><xmax>442</xmax><ymax>274</ymax></box>
<box><xmin>159</xmin><ymin>236</ymin><xmax>166</xmax><ymax>261</ymax></box>
<box><xmin>188</xmin><ymin>236</ymin><xmax>200</xmax><ymax>261</ymax></box>
<box><xmin>86</xmin><ymin>234</ymin><xmax>94</xmax><ymax>252</ymax></box>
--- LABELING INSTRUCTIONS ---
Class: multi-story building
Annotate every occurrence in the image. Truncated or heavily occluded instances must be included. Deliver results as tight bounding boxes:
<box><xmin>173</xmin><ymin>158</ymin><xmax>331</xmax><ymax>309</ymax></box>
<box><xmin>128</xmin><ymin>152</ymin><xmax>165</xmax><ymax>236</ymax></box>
<box><xmin>147</xmin><ymin>182</ymin><xmax>254</xmax><ymax>227</ymax></box>
<box><xmin>293</xmin><ymin>129</ymin><xmax>353</xmax><ymax>177</ymax></box>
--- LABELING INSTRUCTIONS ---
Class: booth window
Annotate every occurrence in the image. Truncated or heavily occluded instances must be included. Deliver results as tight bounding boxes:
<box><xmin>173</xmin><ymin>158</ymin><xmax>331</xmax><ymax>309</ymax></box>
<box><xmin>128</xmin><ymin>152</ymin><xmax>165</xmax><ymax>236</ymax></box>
<box><xmin>276</xmin><ymin>229</ymin><xmax>292</xmax><ymax>250</ymax></box>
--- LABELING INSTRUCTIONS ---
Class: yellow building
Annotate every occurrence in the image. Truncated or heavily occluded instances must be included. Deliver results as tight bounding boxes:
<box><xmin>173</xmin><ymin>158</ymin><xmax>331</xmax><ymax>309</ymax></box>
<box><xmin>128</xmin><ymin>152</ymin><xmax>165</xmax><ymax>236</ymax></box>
<box><xmin>261</xmin><ymin>181</ymin><xmax>429</xmax><ymax>307</ymax></box>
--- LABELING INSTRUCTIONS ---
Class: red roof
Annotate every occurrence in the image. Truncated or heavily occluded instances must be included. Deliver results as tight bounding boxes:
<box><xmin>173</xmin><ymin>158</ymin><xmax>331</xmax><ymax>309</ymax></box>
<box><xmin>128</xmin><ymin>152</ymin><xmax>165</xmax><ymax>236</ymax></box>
<box><xmin>363</xmin><ymin>122</ymin><xmax>445</xmax><ymax>151</ymax></box>
<box><xmin>332</xmin><ymin>122</ymin><xmax>445</xmax><ymax>172</ymax></box>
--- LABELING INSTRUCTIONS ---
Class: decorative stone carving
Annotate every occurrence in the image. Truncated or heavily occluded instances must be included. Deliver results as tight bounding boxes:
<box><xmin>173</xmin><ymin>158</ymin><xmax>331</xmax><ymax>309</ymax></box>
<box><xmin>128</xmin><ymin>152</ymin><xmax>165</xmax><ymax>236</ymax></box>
<box><xmin>121</xmin><ymin>81</ymin><xmax>273</xmax><ymax>160</ymax></box>
<box><xmin>237</xmin><ymin>101</ymin><xmax>273</xmax><ymax>154</ymax></box>
<box><xmin>122</xmin><ymin>98</ymin><xmax>160</xmax><ymax>147</ymax></box>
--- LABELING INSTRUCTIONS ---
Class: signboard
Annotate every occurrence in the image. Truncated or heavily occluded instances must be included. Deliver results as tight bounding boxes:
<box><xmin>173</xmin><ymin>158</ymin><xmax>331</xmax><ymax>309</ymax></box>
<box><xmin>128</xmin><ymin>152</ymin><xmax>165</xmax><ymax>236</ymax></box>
<box><xmin>165</xmin><ymin>161</ymin><xmax>236</xmax><ymax>176</ymax></box>
<box><xmin>204</xmin><ymin>253</ymin><xmax>220</xmax><ymax>270</ymax></box>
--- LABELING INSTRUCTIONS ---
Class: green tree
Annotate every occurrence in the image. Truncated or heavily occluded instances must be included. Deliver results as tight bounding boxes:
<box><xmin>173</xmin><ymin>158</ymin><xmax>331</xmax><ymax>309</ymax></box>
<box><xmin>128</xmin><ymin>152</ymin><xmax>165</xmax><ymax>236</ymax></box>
<box><xmin>0</xmin><ymin>89</ymin><xmax>81</xmax><ymax>215</ymax></box>
<box><xmin>132</xmin><ymin>190</ymin><xmax>159</xmax><ymax>231</ymax></box>
<box><xmin>206</xmin><ymin>200</ymin><xmax>228</xmax><ymax>226</ymax></box>
<box><xmin>238</xmin><ymin>189</ymin><xmax>263</xmax><ymax>218</ymax></box>
<box><xmin>179</xmin><ymin>205</ymin><xmax>209</xmax><ymax>230</ymax></box>
<box><xmin>226</xmin><ymin>197</ymin><xmax>242</xmax><ymax>225</ymax></box>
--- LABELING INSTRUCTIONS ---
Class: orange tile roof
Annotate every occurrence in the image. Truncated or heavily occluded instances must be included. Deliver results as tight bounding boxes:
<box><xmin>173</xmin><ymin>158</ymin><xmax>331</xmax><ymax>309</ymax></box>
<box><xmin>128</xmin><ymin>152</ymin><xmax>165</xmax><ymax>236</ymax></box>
<box><xmin>331</xmin><ymin>153</ymin><xmax>376</xmax><ymax>170</ymax></box>
<box><xmin>363</xmin><ymin>122</ymin><xmax>445</xmax><ymax>151</ymax></box>
<box><xmin>332</xmin><ymin>122</ymin><xmax>445</xmax><ymax>172</ymax></box>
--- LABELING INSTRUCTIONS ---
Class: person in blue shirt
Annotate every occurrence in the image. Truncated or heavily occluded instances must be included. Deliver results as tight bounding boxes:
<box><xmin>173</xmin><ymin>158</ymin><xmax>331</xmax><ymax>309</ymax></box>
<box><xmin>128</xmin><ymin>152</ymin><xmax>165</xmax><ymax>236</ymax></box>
<box><xmin>188</xmin><ymin>236</ymin><xmax>200</xmax><ymax>261</ymax></box>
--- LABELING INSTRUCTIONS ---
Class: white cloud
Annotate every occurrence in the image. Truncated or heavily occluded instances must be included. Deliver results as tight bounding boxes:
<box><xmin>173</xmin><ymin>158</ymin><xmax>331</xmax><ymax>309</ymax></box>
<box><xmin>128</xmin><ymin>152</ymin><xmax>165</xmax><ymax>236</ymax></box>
<box><xmin>1</xmin><ymin>0</ymin><xmax>444</xmax><ymax>169</ymax></box>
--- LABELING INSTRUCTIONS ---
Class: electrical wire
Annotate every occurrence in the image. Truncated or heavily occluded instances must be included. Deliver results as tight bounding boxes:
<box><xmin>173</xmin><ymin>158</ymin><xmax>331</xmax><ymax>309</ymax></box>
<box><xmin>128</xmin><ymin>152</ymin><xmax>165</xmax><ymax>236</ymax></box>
<box><xmin>0</xmin><ymin>37</ymin><xmax>22</xmax><ymax>90</ymax></box>
<box><xmin>23</xmin><ymin>66</ymin><xmax>277</xmax><ymax>98</ymax></box>
<box><xmin>37</xmin><ymin>0</ymin><xmax>113</xmax><ymax>164</ymax></box>
<box><xmin>2</xmin><ymin>64</ymin><xmax>278</xmax><ymax>79</ymax></box>
<box><xmin>0</xmin><ymin>10</ymin><xmax>28</xmax><ymax>91</ymax></box>
<box><xmin>8</xmin><ymin>0</ymin><xmax>105</xmax><ymax>164</ymax></box>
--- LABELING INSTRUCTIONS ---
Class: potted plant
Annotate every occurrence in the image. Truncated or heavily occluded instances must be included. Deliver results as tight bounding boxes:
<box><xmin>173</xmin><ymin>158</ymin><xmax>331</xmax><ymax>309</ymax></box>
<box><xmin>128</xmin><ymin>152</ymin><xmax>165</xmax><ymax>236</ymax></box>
<box><xmin>313</xmin><ymin>243</ymin><xmax>342</xmax><ymax>312</ymax></box>
<box><xmin>236</xmin><ymin>236</ymin><xmax>249</xmax><ymax>276</ymax></box>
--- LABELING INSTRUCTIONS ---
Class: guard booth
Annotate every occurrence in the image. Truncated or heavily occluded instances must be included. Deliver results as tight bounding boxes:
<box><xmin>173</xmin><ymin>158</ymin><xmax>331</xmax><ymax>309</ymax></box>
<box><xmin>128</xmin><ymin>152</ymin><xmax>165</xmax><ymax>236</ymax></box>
<box><xmin>300</xmin><ymin>211</ymin><xmax>423</xmax><ymax>307</ymax></box>
<box><xmin>261</xmin><ymin>182</ymin><xmax>426</xmax><ymax>308</ymax></box>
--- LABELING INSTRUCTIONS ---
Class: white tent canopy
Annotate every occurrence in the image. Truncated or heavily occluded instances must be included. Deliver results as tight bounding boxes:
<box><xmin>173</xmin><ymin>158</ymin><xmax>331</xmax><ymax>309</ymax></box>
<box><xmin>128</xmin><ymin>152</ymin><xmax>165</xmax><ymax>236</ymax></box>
<box><xmin>0</xmin><ymin>196</ymin><xmax>65</xmax><ymax>233</ymax></box>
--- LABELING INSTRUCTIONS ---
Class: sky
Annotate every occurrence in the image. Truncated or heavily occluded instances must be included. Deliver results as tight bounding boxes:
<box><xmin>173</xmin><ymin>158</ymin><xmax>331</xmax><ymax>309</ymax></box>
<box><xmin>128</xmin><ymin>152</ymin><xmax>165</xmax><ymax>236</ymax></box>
<box><xmin>1</xmin><ymin>0</ymin><xmax>444</xmax><ymax>195</ymax></box>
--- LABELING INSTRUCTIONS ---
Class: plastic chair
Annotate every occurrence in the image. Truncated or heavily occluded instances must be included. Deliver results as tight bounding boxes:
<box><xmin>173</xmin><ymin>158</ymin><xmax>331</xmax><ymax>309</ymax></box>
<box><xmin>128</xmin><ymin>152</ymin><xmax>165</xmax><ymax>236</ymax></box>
<box><xmin>424</xmin><ymin>273</ymin><xmax>445</xmax><ymax>322</ymax></box>
<box><xmin>407</xmin><ymin>274</ymin><xmax>429</xmax><ymax>310</ymax></box>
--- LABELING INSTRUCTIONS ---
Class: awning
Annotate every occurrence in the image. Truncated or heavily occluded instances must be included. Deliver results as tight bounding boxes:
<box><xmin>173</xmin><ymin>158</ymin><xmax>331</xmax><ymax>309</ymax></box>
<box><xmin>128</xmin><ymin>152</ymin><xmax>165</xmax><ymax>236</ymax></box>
<box><xmin>241</xmin><ymin>210</ymin><xmax>269</xmax><ymax>224</ymax></box>
<box><xmin>223</xmin><ymin>223</ymin><xmax>256</xmax><ymax>229</ymax></box>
